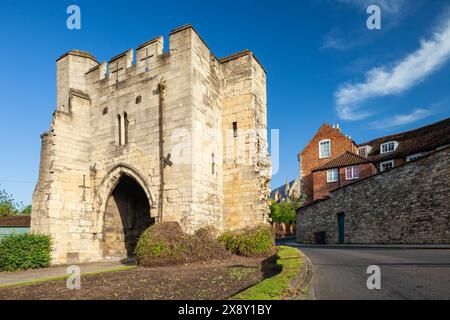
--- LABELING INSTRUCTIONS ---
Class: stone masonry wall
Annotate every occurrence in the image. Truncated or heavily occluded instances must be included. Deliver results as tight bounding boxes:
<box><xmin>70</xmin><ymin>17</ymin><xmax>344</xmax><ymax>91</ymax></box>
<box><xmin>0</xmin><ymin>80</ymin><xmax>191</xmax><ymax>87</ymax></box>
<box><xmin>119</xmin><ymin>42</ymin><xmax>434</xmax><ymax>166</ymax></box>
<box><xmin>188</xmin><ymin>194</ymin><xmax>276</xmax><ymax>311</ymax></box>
<box><xmin>31</xmin><ymin>25</ymin><xmax>271</xmax><ymax>264</ymax></box>
<box><xmin>220</xmin><ymin>53</ymin><xmax>271</xmax><ymax>230</ymax></box>
<box><xmin>297</xmin><ymin>147</ymin><xmax>450</xmax><ymax>244</ymax></box>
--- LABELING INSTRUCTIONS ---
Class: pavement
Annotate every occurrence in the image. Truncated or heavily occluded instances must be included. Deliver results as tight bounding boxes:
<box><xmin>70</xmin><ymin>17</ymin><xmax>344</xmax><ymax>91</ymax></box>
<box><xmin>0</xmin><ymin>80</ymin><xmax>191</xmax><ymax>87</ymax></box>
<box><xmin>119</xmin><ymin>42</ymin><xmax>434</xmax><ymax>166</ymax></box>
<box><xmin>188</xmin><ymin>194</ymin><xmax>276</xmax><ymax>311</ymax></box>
<box><xmin>0</xmin><ymin>260</ymin><xmax>133</xmax><ymax>287</ymax></box>
<box><xmin>284</xmin><ymin>241</ymin><xmax>450</xmax><ymax>300</ymax></box>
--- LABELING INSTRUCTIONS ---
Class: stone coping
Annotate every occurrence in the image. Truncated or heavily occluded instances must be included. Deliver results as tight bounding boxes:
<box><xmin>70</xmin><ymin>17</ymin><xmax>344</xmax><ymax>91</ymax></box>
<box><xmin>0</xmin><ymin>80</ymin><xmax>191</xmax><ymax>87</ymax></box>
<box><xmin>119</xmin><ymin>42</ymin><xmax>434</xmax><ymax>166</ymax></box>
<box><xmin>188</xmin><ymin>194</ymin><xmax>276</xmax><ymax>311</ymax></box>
<box><xmin>57</xmin><ymin>50</ymin><xmax>99</xmax><ymax>63</ymax></box>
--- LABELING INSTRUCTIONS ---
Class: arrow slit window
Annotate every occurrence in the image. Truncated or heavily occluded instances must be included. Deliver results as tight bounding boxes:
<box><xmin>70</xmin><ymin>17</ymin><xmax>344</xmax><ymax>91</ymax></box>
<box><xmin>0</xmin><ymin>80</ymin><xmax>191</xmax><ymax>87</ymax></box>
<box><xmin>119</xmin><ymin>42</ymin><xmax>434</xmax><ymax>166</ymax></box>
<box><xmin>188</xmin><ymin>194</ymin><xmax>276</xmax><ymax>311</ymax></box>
<box><xmin>124</xmin><ymin>112</ymin><xmax>129</xmax><ymax>145</ymax></box>
<box><xmin>117</xmin><ymin>114</ymin><xmax>122</xmax><ymax>145</ymax></box>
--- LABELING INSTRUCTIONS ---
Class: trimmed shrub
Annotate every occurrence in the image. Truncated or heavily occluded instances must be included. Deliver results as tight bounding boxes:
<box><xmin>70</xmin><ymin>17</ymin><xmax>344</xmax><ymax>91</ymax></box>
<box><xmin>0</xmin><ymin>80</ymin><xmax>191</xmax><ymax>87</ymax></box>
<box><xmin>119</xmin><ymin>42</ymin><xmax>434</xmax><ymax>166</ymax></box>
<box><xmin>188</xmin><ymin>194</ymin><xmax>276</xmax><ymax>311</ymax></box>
<box><xmin>218</xmin><ymin>225</ymin><xmax>275</xmax><ymax>257</ymax></box>
<box><xmin>0</xmin><ymin>234</ymin><xmax>52</xmax><ymax>272</ymax></box>
<box><xmin>135</xmin><ymin>222</ymin><xmax>230</xmax><ymax>267</ymax></box>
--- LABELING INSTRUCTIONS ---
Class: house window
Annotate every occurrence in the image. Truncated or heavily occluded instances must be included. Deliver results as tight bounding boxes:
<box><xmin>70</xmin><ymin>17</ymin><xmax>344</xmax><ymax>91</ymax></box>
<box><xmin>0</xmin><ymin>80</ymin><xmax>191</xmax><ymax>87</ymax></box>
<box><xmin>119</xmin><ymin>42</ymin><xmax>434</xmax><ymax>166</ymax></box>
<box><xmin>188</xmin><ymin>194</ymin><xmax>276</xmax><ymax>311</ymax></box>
<box><xmin>358</xmin><ymin>147</ymin><xmax>367</xmax><ymax>157</ymax></box>
<box><xmin>319</xmin><ymin>139</ymin><xmax>331</xmax><ymax>159</ymax></box>
<box><xmin>232</xmin><ymin>122</ymin><xmax>238</xmax><ymax>138</ymax></box>
<box><xmin>345</xmin><ymin>166</ymin><xmax>359</xmax><ymax>180</ymax></box>
<box><xmin>407</xmin><ymin>153</ymin><xmax>426</xmax><ymax>162</ymax></box>
<box><xmin>380</xmin><ymin>160</ymin><xmax>394</xmax><ymax>172</ymax></box>
<box><xmin>380</xmin><ymin>141</ymin><xmax>397</xmax><ymax>154</ymax></box>
<box><xmin>327</xmin><ymin>169</ymin><xmax>339</xmax><ymax>183</ymax></box>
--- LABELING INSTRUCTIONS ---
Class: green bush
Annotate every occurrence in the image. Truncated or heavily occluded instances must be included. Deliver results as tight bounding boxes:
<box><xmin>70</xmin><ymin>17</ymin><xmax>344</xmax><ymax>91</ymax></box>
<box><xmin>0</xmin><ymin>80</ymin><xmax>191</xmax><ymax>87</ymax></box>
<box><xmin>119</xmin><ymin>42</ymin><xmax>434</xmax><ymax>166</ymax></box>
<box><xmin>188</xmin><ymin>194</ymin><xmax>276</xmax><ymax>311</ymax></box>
<box><xmin>0</xmin><ymin>234</ymin><xmax>52</xmax><ymax>272</ymax></box>
<box><xmin>135</xmin><ymin>222</ymin><xmax>229</xmax><ymax>267</ymax></box>
<box><xmin>218</xmin><ymin>225</ymin><xmax>274</xmax><ymax>257</ymax></box>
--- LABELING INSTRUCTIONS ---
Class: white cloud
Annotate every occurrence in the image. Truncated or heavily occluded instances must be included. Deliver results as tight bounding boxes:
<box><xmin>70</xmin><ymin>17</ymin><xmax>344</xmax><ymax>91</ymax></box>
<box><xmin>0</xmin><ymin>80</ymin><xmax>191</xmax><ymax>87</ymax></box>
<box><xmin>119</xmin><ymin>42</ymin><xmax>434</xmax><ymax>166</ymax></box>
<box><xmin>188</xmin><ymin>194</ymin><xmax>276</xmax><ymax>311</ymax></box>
<box><xmin>321</xmin><ymin>27</ymin><xmax>368</xmax><ymax>51</ymax></box>
<box><xmin>335</xmin><ymin>18</ymin><xmax>450</xmax><ymax>120</ymax></box>
<box><xmin>370</xmin><ymin>108</ymin><xmax>436</xmax><ymax>129</ymax></box>
<box><xmin>322</xmin><ymin>29</ymin><xmax>349</xmax><ymax>50</ymax></box>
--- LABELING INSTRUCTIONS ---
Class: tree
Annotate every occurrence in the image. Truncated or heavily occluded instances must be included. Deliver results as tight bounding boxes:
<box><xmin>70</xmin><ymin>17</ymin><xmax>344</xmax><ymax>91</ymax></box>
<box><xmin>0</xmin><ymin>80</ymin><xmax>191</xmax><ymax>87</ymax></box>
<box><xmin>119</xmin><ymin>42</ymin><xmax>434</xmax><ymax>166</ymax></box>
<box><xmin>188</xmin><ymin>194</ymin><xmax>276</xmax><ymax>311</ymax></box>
<box><xmin>0</xmin><ymin>187</ymin><xmax>23</xmax><ymax>217</ymax></box>
<box><xmin>269</xmin><ymin>200</ymin><xmax>294</xmax><ymax>224</ymax></box>
<box><xmin>21</xmin><ymin>205</ymin><xmax>32</xmax><ymax>215</ymax></box>
<box><xmin>269</xmin><ymin>196</ymin><xmax>304</xmax><ymax>225</ymax></box>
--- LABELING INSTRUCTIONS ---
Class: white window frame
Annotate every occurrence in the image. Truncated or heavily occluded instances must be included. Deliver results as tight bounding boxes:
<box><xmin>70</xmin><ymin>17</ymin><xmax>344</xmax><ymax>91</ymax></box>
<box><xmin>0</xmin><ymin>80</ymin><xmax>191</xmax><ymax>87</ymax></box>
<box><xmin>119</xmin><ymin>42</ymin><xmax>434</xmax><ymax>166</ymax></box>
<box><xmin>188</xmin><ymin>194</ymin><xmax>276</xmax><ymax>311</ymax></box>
<box><xmin>345</xmin><ymin>166</ymin><xmax>360</xmax><ymax>180</ymax></box>
<box><xmin>358</xmin><ymin>145</ymin><xmax>372</xmax><ymax>158</ymax></box>
<box><xmin>380</xmin><ymin>160</ymin><xmax>395</xmax><ymax>172</ymax></box>
<box><xmin>327</xmin><ymin>168</ymin><xmax>339</xmax><ymax>183</ymax></box>
<box><xmin>319</xmin><ymin>139</ymin><xmax>331</xmax><ymax>159</ymax></box>
<box><xmin>380</xmin><ymin>141</ymin><xmax>398</xmax><ymax>154</ymax></box>
<box><xmin>358</xmin><ymin>146</ymin><xmax>367</xmax><ymax>158</ymax></box>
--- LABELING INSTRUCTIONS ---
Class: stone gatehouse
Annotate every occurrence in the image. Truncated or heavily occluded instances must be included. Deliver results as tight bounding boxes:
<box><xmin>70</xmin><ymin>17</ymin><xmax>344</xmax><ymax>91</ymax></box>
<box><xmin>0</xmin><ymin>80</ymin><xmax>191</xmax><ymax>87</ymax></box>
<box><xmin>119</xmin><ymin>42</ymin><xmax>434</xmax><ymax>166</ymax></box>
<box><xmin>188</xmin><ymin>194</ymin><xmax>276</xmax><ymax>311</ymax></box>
<box><xmin>31</xmin><ymin>25</ymin><xmax>271</xmax><ymax>264</ymax></box>
<box><xmin>297</xmin><ymin>147</ymin><xmax>450</xmax><ymax>245</ymax></box>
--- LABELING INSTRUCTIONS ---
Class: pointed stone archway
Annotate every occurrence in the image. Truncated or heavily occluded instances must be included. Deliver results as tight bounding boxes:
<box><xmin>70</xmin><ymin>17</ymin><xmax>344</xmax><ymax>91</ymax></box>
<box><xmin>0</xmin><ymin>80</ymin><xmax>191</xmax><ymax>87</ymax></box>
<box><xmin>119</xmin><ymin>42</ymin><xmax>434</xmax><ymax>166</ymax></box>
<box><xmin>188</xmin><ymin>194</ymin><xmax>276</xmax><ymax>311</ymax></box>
<box><xmin>94</xmin><ymin>164</ymin><xmax>156</xmax><ymax>259</ymax></box>
<box><xmin>102</xmin><ymin>175</ymin><xmax>154</xmax><ymax>258</ymax></box>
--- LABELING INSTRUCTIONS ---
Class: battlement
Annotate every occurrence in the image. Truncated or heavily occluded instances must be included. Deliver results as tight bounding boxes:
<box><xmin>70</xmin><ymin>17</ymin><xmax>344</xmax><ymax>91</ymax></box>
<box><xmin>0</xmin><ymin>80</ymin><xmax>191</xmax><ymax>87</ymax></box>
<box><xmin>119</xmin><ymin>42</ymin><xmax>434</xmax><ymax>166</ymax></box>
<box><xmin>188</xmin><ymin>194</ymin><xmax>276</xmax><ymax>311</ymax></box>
<box><xmin>58</xmin><ymin>25</ymin><xmax>265</xmax><ymax>89</ymax></box>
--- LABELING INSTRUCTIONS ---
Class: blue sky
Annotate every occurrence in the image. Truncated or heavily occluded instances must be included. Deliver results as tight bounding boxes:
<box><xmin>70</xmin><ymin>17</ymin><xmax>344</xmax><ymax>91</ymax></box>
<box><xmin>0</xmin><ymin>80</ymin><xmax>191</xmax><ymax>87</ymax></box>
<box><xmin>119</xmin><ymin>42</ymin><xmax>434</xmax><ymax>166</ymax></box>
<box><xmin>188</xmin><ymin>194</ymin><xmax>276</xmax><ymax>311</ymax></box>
<box><xmin>1</xmin><ymin>0</ymin><xmax>450</xmax><ymax>205</ymax></box>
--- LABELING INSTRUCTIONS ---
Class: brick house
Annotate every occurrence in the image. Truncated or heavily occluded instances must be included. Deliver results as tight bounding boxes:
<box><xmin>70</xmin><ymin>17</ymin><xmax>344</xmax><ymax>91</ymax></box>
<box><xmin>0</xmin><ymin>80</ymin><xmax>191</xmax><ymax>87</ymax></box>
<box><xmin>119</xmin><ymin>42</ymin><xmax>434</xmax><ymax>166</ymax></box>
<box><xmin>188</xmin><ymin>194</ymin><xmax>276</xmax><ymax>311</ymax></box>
<box><xmin>359</xmin><ymin>117</ymin><xmax>450</xmax><ymax>172</ymax></box>
<box><xmin>298</xmin><ymin>123</ymin><xmax>357</xmax><ymax>204</ymax></box>
<box><xmin>311</xmin><ymin>152</ymin><xmax>377</xmax><ymax>202</ymax></box>
<box><xmin>299</xmin><ymin>118</ymin><xmax>450</xmax><ymax>204</ymax></box>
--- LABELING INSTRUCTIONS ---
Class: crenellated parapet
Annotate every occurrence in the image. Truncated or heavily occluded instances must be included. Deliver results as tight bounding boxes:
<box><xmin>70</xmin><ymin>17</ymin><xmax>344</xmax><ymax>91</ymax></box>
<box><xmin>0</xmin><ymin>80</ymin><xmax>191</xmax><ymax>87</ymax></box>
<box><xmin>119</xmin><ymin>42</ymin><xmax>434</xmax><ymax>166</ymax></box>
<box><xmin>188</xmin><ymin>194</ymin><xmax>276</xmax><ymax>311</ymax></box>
<box><xmin>59</xmin><ymin>25</ymin><xmax>266</xmax><ymax>96</ymax></box>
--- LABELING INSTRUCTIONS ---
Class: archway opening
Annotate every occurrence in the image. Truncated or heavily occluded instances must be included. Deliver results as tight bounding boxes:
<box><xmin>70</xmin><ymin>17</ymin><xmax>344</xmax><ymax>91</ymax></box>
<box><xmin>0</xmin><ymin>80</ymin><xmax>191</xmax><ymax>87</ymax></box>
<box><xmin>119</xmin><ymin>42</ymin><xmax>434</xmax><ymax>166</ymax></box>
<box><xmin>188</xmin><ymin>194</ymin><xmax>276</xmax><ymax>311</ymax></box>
<box><xmin>102</xmin><ymin>175</ymin><xmax>154</xmax><ymax>259</ymax></box>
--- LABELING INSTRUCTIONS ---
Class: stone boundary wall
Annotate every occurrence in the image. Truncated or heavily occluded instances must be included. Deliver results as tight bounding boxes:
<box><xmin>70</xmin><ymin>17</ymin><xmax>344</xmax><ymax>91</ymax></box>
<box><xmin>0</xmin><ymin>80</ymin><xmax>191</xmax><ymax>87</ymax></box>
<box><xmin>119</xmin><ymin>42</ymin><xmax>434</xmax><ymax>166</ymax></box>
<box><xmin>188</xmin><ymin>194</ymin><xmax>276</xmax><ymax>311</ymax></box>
<box><xmin>296</xmin><ymin>147</ymin><xmax>450</xmax><ymax>244</ymax></box>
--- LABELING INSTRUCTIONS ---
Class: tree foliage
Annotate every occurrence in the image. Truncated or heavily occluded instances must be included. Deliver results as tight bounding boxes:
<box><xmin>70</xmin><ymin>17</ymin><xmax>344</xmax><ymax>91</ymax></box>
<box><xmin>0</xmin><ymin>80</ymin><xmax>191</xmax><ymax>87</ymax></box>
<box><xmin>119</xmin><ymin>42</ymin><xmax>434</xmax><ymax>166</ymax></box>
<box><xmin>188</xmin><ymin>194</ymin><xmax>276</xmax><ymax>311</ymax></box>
<box><xmin>0</xmin><ymin>188</ymin><xmax>19</xmax><ymax>217</ymax></box>
<box><xmin>0</xmin><ymin>186</ymin><xmax>30</xmax><ymax>217</ymax></box>
<box><xmin>21</xmin><ymin>205</ymin><xmax>32</xmax><ymax>215</ymax></box>
<box><xmin>269</xmin><ymin>196</ymin><xmax>304</xmax><ymax>225</ymax></box>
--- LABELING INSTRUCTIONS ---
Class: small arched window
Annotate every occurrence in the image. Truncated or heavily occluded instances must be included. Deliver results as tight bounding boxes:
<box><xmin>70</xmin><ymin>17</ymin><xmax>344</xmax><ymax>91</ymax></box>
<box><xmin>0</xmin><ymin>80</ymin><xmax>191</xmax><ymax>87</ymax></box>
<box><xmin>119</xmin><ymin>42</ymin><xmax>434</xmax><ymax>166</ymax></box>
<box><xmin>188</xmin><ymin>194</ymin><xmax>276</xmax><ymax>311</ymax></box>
<box><xmin>117</xmin><ymin>114</ymin><xmax>122</xmax><ymax>146</ymax></box>
<box><xmin>123</xmin><ymin>112</ymin><xmax>129</xmax><ymax>145</ymax></box>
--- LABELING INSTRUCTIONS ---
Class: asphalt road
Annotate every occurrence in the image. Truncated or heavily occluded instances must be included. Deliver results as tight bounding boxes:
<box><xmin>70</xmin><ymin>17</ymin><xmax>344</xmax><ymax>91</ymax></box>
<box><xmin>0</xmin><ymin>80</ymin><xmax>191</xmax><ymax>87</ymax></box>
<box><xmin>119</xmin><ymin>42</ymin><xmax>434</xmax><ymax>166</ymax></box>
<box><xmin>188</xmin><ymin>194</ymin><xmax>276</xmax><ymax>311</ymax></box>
<box><xmin>291</xmin><ymin>245</ymin><xmax>450</xmax><ymax>300</ymax></box>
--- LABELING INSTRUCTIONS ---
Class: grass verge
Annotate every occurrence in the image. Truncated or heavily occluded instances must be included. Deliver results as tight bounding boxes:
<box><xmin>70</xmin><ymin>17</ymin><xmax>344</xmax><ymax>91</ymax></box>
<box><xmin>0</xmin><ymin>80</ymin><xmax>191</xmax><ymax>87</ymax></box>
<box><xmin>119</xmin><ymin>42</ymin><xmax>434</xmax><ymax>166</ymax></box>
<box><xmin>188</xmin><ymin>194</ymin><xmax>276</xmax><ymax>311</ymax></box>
<box><xmin>0</xmin><ymin>265</ymin><xmax>135</xmax><ymax>289</ymax></box>
<box><xmin>230</xmin><ymin>246</ymin><xmax>303</xmax><ymax>300</ymax></box>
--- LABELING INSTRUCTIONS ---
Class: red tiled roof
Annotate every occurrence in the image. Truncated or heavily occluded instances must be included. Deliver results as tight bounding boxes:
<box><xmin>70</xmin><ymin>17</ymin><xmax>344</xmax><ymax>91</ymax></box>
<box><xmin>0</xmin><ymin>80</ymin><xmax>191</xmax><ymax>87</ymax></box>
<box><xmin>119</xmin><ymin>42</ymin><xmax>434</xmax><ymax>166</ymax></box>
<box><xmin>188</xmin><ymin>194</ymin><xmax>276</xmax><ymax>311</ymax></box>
<box><xmin>360</xmin><ymin>117</ymin><xmax>450</xmax><ymax>162</ymax></box>
<box><xmin>312</xmin><ymin>151</ymin><xmax>369</xmax><ymax>171</ymax></box>
<box><xmin>0</xmin><ymin>215</ymin><xmax>31</xmax><ymax>227</ymax></box>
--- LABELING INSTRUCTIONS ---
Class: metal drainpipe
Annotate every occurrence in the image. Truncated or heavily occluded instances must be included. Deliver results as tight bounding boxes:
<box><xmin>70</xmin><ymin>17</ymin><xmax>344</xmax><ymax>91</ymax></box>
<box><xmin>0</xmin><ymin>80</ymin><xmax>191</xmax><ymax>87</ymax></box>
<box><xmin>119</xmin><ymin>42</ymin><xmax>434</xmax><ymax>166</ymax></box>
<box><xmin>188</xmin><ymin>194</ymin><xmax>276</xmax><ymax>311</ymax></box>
<box><xmin>158</xmin><ymin>79</ymin><xmax>166</xmax><ymax>222</ymax></box>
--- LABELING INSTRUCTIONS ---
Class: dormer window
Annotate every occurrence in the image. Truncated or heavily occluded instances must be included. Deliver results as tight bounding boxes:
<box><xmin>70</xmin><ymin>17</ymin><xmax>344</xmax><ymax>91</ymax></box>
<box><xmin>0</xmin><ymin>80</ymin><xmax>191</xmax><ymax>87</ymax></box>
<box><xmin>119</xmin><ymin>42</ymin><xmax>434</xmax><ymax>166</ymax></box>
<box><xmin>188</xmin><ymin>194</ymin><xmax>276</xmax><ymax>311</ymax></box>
<box><xmin>358</xmin><ymin>146</ymin><xmax>371</xmax><ymax>158</ymax></box>
<box><xmin>380</xmin><ymin>160</ymin><xmax>394</xmax><ymax>172</ymax></box>
<box><xmin>380</xmin><ymin>141</ymin><xmax>398</xmax><ymax>154</ymax></box>
<box><xmin>319</xmin><ymin>139</ymin><xmax>331</xmax><ymax>159</ymax></box>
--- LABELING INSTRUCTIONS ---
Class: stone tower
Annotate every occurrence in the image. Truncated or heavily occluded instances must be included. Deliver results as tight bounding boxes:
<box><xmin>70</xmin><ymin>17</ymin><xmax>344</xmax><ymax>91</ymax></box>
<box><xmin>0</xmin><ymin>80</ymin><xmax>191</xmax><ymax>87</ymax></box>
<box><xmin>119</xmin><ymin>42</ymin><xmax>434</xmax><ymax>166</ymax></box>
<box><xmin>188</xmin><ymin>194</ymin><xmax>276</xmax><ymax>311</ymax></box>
<box><xmin>31</xmin><ymin>25</ymin><xmax>271</xmax><ymax>264</ymax></box>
